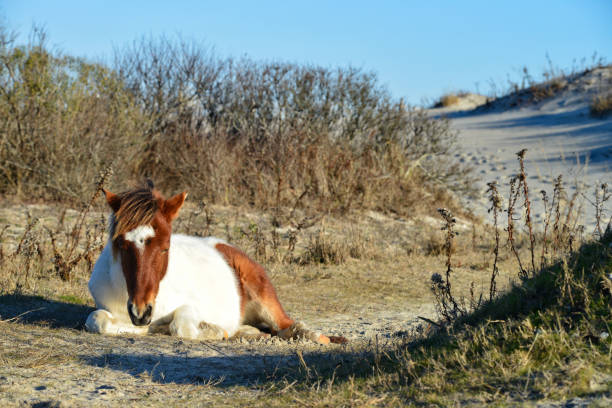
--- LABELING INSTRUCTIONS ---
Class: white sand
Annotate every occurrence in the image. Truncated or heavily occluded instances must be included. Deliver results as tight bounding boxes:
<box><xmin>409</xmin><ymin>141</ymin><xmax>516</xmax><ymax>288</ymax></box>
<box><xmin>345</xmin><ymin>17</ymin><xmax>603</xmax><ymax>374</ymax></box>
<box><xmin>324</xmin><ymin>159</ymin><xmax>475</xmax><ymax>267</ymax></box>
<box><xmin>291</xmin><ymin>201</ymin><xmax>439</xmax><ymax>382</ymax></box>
<box><xmin>431</xmin><ymin>66</ymin><xmax>612</xmax><ymax>232</ymax></box>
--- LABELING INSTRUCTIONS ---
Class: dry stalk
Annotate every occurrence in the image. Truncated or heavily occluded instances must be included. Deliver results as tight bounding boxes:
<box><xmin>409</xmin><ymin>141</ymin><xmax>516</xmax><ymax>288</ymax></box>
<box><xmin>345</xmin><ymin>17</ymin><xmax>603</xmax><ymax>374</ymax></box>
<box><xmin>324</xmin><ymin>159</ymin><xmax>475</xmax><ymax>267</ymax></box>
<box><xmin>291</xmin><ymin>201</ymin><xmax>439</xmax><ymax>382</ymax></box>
<box><xmin>516</xmin><ymin>149</ymin><xmax>536</xmax><ymax>275</ymax></box>
<box><xmin>551</xmin><ymin>175</ymin><xmax>566</xmax><ymax>257</ymax></box>
<box><xmin>12</xmin><ymin>214</ymin><xmax>42</xmax><ymax>290</ymax></box>
<box><xmin>486</xmin><ymin>182</ymin><xmax>502</xmax><ymax>301</ymax></box>
<box><xmin>0</xmin><ymin>224</ymin><xmax>9</xmax><ymax>264</ymax></box>
<box><xmin>561</xmin><ymin>190</ymin><xmax>579</xmax><ymax>239</ymax></box>
<box><xmin>507</xmin><ymin>175</ymin><xmax>526</xmax><ymax>279</ymax></box>
<box><xmin>594</xmin><ymin>183</ymin><xmax>610</xmax><ymax>238</ymax></box>
<box><xmin>430</xmin><ymin>208</ymin><xmax>462</xmax><ymax>323</ymax></box>
<box><xmin>539</xmin><ymin>189</ymin><xmax>551</xmax><ymax>268</ymax></box>
<box><xmin>48</xmin><ymin>168</ymin><xmax>111</xmax><ymax>281</ymax></box>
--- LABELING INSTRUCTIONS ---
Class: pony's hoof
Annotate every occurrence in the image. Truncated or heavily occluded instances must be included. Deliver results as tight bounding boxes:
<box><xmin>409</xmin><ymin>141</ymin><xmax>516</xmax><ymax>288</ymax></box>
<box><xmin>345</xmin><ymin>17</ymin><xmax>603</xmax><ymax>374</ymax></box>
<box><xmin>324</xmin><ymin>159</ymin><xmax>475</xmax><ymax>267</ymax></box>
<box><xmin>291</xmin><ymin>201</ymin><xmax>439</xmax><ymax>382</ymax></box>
<box><xmin>198</xmin><ymin>321</ymin><xmax>228</xmax><ymax>340</ymax></box>
<box><xmin>278</xmin><ymin>321</ymin><xmax>342</xmax><ymax>344</ymax></box>
<box><xmin>85</xmin><ymin>310</ymin><xmax>113</xmax><ymax>334</ymax></box>
<box><xmin>170</xmin><ymin>320</ymin><xmax>200</xmax><ymax>340</ymax></box>
<box><xmin>278</xmin><ymin>321</ymin><xmax>321</xmax><ymax>343</ymax></box>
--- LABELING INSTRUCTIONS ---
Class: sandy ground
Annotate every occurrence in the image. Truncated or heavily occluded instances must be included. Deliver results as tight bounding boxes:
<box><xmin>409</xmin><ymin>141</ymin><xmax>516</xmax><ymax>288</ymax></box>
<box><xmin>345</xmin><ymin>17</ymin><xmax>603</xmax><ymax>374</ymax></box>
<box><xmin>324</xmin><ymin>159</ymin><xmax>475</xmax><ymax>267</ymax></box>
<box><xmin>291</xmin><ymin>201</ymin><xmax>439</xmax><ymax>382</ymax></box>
<box><xmin>431</xmin><ymin>66</ymin><xmax>612</xmax><ymax>231</ymax></box>
<box><xmin>0</xmin><ymin>202</ymin><xmax>449</xmax><ymax>406</ymax></box>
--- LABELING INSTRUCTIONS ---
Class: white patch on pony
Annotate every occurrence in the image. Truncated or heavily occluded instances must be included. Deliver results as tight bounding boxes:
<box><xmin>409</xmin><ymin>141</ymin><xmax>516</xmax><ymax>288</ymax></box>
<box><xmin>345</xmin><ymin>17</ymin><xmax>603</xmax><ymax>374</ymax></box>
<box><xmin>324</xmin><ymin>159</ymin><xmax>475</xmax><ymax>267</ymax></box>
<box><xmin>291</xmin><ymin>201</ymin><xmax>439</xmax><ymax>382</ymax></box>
<box><xmin>124</xmin><ymin>225</ymin><xmax>155</xmax><ymax>251</ymax></box>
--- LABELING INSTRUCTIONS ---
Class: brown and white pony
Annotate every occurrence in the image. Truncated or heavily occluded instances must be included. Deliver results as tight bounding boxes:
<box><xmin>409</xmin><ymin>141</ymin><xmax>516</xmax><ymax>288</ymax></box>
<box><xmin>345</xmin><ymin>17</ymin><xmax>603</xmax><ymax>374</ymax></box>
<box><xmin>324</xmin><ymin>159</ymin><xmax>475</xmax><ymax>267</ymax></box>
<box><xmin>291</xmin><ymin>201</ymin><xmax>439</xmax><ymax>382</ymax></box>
<box><xmin>85</xmin><ymin>184</ymin><xmax>346</xmax><ymax>344</ymax></box>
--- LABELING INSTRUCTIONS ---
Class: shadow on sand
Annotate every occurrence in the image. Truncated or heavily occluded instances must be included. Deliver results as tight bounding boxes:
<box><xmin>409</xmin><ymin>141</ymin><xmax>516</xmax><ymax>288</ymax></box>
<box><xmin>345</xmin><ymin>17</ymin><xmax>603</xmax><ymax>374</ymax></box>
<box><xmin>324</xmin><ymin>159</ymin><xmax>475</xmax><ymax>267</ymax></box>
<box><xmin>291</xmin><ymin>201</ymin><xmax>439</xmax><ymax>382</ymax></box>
<box><xmin>80</xmin><ymin>347</ymin><xmax>367</xmax><ymax>387</ymax></box>
<box><xmin>0</xmin><ymin>294</ymin><xmax>93</xmax><ymax>329</ymax></box>
<box><xmin>0</xmin><ymin>295</ymin><xmax>367</xmax><ymax>388</ymax></box>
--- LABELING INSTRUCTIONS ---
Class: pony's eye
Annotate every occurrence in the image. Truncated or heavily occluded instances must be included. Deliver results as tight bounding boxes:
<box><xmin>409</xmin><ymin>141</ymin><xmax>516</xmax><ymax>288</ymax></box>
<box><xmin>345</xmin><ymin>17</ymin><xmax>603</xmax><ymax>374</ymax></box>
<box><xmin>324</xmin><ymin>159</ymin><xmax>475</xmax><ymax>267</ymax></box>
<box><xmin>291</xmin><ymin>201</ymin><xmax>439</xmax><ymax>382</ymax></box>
<box><xmin>145</xmin><ymin>238</ymin><xmax>152</xmax><ymax>245</ymax></box>
<box><xmin>161</xmin><ymin>248</ymin><xmax>169</xmax><ymax>253</ymax></box>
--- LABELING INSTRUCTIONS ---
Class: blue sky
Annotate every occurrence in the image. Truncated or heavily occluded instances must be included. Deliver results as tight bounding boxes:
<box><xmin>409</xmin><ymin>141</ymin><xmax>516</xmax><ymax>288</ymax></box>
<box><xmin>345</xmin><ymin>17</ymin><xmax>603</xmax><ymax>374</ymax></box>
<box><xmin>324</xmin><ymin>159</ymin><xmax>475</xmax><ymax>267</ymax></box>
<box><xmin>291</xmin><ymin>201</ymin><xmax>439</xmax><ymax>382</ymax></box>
<box><xmin>3</xmin><ymin>1</ymin><xmax>611</xmax><ymax>105</ymax></box>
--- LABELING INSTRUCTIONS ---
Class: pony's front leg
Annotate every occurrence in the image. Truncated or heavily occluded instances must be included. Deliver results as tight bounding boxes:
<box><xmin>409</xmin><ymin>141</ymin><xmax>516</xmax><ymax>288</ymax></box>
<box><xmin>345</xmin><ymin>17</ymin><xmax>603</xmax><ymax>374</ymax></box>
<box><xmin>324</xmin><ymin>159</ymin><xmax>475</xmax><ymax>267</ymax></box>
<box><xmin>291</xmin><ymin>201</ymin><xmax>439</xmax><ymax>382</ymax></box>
<box><xmin>168</xmin><ymin>305</ymin><xmax>228</xmax><ymax>340</ymax></box>
<box><xmin>85</xmin><ymin>309</ymin><xmax>148</xmax><ymax>335</ymax></box>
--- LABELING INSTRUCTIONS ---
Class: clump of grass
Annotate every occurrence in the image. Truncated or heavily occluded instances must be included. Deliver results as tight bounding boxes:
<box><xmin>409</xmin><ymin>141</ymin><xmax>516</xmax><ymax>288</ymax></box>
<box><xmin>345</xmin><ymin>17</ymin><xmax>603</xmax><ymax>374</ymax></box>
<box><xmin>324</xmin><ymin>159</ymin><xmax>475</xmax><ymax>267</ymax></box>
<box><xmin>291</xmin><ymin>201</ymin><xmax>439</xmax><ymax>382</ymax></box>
<box><xmin>590</xmin><ymin>92</ymin><xmax>612</xmax><ymax>118</ymax></box>
<box><xmin>0</xmin><ymin>215</ymin><xmax>44</xmax><ymax>293</ymax></box>
<box><xmin>434</xmin><ymin>93</ymin><xmax>461</xmax><ymax>107</ymax></box>
<box><xmin>266</xmin><ymin>198</ymin><xmax>611</xmax><ymax>406</ymax></box>
<box><xmin>300</xmin><ymin>229</ymin><xmax>347</xmax><ymax>265</ymax></box>
<box><xmin>256</xmin><ymin>229</ymin><xmax>611</xmax><ymax>406</ymax></box>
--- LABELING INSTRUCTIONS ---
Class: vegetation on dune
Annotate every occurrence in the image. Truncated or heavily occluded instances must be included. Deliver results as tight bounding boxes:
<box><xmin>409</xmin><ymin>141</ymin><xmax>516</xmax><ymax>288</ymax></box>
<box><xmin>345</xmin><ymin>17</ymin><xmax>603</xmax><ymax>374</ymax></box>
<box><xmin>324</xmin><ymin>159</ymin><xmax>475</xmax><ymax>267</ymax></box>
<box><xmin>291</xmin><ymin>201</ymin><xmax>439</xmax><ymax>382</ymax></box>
<box><xmin>254</xmin><ymin>152</ymin><xmax>612</xmax><ymax>406</ymax></box>
<box><xmin>590</xmin><ymin>91</ymin><xmax>612</xmax><ymax>118</ymax></box>
<box><xmin>443</xmin><ymin>53</ymin><xmax>611</xmax><ymax>111</ymax></box>
<box><xmin>263</xmin><ymin>233</ymin><xmax>611</xmax><ymax>407</ymax></box>
<box><xmin>0</xmin><ymin>27</ymin><xmax>472</xmax><ymax>217</ymax></box>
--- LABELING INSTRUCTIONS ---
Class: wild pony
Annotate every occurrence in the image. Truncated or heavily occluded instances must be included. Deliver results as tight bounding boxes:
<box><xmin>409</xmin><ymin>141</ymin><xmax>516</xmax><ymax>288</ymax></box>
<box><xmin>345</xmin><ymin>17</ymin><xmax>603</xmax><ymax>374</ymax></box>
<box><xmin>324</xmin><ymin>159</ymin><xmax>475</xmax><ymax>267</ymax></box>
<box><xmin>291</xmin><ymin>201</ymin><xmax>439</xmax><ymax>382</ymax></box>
<box><xmin>86</xmin><ymin>183</ymin><xmax>346</xmax><ymax>344</ymax></box>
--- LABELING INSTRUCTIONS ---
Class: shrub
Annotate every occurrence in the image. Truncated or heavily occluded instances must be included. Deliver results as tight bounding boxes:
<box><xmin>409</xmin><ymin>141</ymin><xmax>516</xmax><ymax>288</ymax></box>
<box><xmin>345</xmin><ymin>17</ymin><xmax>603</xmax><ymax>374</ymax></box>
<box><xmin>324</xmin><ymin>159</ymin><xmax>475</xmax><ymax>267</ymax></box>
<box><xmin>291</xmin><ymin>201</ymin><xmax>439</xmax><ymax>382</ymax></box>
<box><xmin>0</xmin><ymin>29</ymin><xmax>472</xmax><ymax>216</ymax></box>
<box><xmin>434</xmin><ymin>93</ymin><xmax>461</xmax><ymax>107</ymax></box>
<box><xmin>0</xmin><ymin>28</ymin><xmax>145</xmax><ymax>203</ymax></box>
<box><xmin>114</xmin><ymin>36</ymin><xmax>473</xmax><ymax>216</ymax></box>
<box><xmin>590</xmin><ymin>92</ymin><xmax>612</xmax><ymax>118</ymax></box>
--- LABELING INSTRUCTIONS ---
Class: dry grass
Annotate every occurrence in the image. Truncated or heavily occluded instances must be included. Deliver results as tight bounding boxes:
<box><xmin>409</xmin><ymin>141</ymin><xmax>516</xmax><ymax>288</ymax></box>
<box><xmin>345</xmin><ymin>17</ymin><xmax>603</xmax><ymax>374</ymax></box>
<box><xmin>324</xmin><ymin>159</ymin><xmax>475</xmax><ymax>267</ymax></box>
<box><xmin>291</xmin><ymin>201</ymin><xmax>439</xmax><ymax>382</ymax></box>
<box><xmin>0</xmin><ymin>28</ymin><xmax>473</xmax><ymax>217</ymax></box>
<box><xmin>590</xmin><ymin>92</ymin><xmax>612</xmax><ymax>118</ymax></box>
<box><xmin>482</xmin><ymin>54</ymin><xmax>608</xmax><ymax>108</ymax></box>
<box><xmin>434</xmin><ymin>93</ymin><xmax>462</xmax><ymax>107</ymax></box>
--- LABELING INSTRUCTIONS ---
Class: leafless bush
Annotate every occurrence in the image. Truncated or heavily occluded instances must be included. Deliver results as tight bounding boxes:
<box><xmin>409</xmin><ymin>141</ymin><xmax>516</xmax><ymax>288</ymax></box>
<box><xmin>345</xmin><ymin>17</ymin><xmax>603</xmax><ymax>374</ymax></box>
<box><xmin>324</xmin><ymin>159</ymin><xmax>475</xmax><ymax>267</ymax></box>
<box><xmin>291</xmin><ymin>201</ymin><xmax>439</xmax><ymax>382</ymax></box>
<box><xmin>0</xmin><ymin>28</ymin><xmax>471</xmax><ymax>216</ymax></box>
<box><xmin>0</xmin><ymin>27</ymin><xmax>145</xmax><ymax>203</ymax></box>
<box><xmin>114</xmin><ymin>36</ymin><xmax>473</xmax><ymax>216</ymax></box>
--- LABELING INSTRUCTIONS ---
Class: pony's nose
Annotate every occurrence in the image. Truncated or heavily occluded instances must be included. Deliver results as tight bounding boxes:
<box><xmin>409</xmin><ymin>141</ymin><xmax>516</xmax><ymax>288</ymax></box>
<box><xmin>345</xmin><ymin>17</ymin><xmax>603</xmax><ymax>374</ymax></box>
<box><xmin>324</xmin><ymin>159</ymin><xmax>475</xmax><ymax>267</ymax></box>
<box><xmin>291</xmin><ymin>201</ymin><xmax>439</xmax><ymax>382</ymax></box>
<box><xmin>127</xmin><ymin>300</ymin><xmax>153</xmax><ymax>326</ymax></box>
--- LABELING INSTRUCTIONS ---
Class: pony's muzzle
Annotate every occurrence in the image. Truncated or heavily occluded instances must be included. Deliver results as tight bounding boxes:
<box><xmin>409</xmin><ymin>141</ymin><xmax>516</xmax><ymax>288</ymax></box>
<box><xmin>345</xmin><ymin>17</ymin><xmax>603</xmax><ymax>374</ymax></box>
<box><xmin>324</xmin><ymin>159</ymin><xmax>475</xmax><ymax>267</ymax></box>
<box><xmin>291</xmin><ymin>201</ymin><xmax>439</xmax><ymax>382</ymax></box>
<box><xmin>127</xmin><ymin>300</ymin><xmax>153</xmax><ymax>326</ymax></box>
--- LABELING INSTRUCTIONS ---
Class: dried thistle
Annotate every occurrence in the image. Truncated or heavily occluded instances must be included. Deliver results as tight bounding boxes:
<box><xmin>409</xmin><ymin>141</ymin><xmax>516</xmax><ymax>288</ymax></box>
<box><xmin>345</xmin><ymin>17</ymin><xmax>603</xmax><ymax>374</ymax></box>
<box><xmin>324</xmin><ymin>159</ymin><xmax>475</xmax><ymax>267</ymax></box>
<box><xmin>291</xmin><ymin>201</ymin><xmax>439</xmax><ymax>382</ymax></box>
<box><xmin>486</xmin><ymin>182</ymin><xmax>502</xmax><ymax>301</ymax></box>
<box><xmin>516</xmin><ymin>149</ymin><xmax>536</xmax><ymax>275</ymax></box>
<box><xmin>431</xmin><ymin>208</ymin><xmax>462</xmax><ymax>323</ymax></box>
<box><xmin>551</xmin><ymin>175</ymin><xmax>566</xmax><ymax>256</ymax></box>
<box><xmin>540</xmin><ymin>189</ymin><xmax>551</xmax><ymax>268</ymax></box>
<box><xmin>594</xmin><ymin>183</ymin><xmax>610</xmax><ymax>238</ymax></box>
<box><xmin>507</xmin><ymin>175</ymin><xmax>526</xmax><ymax>279</ymax></box>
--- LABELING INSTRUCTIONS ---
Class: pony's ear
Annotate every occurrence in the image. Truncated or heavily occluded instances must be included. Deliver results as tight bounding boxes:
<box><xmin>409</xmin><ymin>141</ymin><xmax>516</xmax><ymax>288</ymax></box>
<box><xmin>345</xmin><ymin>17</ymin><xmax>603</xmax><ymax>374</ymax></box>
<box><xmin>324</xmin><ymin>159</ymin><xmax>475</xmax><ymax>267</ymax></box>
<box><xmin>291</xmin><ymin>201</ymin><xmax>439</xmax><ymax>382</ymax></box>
<box><xmin>103</xmin><ymin>189</ymin><xmax>122</xmax><ymax>213</ymax></box>
<box><xmin>163</xmin><ymin>192</ymin><xmax>187</xmax><ymax>221</ymax></box>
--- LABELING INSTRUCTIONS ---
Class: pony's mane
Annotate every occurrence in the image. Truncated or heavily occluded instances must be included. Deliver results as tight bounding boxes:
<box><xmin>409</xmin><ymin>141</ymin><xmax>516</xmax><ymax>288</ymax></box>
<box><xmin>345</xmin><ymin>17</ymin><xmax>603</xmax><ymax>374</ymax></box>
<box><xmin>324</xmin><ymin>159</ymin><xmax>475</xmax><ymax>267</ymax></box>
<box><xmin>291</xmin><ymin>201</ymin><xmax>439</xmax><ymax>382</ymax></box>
<box><xmin>110</xmin><ymin>186</ymin><xmax>159</xmax><ymax>240</ymax></box>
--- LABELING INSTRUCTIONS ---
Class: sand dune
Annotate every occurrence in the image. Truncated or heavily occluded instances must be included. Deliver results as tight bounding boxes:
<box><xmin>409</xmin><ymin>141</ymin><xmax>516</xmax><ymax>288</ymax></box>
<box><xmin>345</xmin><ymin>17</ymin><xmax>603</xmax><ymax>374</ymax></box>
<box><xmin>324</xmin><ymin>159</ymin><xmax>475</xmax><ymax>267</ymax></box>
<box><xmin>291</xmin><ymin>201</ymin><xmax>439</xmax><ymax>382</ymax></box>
<box><xmin>431</xmin><ymin>66</ymin><xmax>612</xmax><ymax>230</ymax></box>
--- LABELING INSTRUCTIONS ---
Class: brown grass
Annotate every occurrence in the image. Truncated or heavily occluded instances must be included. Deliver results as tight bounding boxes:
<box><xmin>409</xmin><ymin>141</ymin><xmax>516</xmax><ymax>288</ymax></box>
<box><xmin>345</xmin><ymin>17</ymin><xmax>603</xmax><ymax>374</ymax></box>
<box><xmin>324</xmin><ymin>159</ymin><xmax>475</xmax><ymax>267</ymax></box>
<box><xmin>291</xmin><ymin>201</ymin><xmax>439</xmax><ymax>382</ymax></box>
<box><xmin>435</xmin><ymin>93</ymin><xmax>461</xmax><ymax>107</ymax></box>
<box><xmin>0</xmin><ymin>29</ymin><xmax>473</xmax><ymax>219</ymax></box>
<box><xmin>590</xmin><ymin>92</ymin><xmax>612</xmax><ymax>118</ymax></box>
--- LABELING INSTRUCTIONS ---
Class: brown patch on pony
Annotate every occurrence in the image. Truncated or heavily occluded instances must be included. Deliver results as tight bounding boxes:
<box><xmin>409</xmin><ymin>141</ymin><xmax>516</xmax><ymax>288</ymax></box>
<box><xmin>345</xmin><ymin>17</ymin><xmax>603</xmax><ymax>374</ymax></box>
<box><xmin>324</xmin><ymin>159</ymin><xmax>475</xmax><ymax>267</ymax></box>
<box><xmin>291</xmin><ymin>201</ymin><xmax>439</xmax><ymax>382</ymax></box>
<box><xmin>214</xmin><ymin>243</ymin><xmax>295</xmax><ymax>331</ymax></box>
<box><xmin>214</xmin><ymin>242</ymin><xmax>349</xmax><ymax>345</ymax></box>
